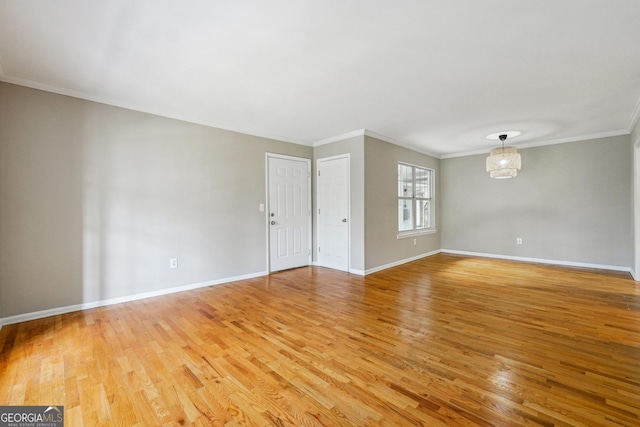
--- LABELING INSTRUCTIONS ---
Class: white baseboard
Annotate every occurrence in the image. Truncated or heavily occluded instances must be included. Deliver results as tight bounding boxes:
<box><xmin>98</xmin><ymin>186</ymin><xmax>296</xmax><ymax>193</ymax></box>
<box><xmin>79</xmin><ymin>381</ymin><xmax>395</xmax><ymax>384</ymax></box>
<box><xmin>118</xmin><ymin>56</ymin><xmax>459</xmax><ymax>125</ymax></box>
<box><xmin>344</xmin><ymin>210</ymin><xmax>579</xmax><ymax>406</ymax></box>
<box><xmin>441</xmin><ymin>249</ymin><xmax>634</xmax><ymax>276</ymax></box>
<box><xmin>0</xmin><ymin>271</ymin><xmax>268</xmax><ymax>327</ymax></box>
<box><xmin>364</xmin><ymin>249</ymin><xmax>442</xmax><ymax>275</ymax></box>
<box><xmin>313</xmin><ymin>258</ymin><xmax>432</xmax><ymax>276</ymax></box>
<box><xmin>310</xmin><ymin>260</ymin><xmax>362</xmax><ymax>275</ymax></box>
<box><xmin>1</xmin><ymin>251</ymin><xmax>635</xmax><ymax>329</ymax></box>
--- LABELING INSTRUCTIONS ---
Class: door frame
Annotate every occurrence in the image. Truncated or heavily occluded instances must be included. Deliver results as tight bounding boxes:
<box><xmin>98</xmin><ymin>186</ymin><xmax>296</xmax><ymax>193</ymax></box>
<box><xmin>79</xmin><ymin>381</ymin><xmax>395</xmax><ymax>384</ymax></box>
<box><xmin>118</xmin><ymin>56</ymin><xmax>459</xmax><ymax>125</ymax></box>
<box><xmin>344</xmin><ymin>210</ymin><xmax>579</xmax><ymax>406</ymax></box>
<box><xmin>265</xmin><ymin>153</ymin><xmax>312</xmax><ymax>273</ymax></box>
<box><xmin>316</xmin><ymin>154</ymin><xmax>351</xmax><ymax>272</ymax></box>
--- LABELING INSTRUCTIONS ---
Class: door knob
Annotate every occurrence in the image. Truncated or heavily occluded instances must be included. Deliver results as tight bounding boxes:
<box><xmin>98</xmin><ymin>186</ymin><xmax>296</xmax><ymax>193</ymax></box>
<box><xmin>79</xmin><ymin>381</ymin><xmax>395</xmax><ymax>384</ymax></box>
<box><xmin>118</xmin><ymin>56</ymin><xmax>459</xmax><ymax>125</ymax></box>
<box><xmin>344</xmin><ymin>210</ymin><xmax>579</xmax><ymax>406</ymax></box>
<box><xmin>342</xmin><ymin>218</ymin><xmax>348</xmax><ymax>223</ymax></box>
<box><xmin>271</xmin><ymin>221</ymin><xmax>276</xmax><ymax>225</ymax></box>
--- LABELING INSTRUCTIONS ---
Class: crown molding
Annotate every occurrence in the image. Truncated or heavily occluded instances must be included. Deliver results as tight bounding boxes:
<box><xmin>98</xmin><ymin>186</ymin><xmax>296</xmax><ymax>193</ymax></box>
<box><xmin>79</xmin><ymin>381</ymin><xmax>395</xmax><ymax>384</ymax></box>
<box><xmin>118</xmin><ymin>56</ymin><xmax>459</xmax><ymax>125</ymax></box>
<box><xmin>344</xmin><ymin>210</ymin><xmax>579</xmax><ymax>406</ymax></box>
<box><xmin>3</xmin><ymin>74</ymin><xmax>637</xmax><ymax>158</ymax></box>
<box><xmin>0</xmin><ymin>75</ymin><xmax>311</xmax><ymax>147</ymax></box>
<box><xmin>440</xmin><ymin>129</ymin><xmax>631</xmax><ymax>159</ymax></box>
<box><xmin>312</xmin><ymin>129</ymin><xmax>366</xmax><ymax>146</ymax></box>
<box><xmin>313</xmin><ymin>129</ymin><xmax>441</xmax><ymax>159</ymax></box>
<box><xmin>0</xmin><ymin>74</ymin><xmax>440</xmax><ymax>158</ymax></box>
<box><xmin>363</xmin><ymin>130</ymin><xmax>441</xmax><ymax>158</ymax></box>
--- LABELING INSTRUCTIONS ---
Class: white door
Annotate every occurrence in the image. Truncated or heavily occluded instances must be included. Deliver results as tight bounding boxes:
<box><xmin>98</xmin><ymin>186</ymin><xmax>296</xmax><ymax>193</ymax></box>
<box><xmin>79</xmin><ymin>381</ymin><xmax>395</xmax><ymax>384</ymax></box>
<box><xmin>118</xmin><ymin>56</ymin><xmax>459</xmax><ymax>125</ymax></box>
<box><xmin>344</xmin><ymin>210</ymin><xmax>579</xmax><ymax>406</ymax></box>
<box><xmin>268</xmin><ymin>155</ymin><xmax>311</xmax><ymax>272</ymax></box>
<box><xmin>317</xmin><ymin>155</ymin><xmax>350</xmax><ymax>272</ymax></box>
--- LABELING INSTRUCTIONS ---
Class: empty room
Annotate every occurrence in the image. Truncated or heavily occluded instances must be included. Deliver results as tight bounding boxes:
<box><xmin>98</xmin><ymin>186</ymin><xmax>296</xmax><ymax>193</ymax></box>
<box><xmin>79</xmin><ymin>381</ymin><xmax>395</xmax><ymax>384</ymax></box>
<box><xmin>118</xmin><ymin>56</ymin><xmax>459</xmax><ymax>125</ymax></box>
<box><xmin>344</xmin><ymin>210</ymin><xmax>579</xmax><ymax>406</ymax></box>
<box><xmin>1</xmin><ymin>1</ymin><xmax>639</xmax><ymax>426</ymax></box>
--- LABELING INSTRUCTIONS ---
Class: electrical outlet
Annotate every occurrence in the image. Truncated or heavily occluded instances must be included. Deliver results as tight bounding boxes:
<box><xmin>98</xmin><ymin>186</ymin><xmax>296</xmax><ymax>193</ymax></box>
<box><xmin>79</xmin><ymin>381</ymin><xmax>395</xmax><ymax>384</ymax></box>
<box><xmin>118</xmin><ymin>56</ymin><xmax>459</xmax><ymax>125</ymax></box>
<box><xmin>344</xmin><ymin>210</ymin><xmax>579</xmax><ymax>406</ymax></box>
<box><xmin>516</xmin><ymin>238</ymin><xmax>523</xmax><ymax>245</ymax></box>
<box><xmin>170</xmin><ymin>258</ymin><xmax>178</xmax><ymax>268</ymax></box>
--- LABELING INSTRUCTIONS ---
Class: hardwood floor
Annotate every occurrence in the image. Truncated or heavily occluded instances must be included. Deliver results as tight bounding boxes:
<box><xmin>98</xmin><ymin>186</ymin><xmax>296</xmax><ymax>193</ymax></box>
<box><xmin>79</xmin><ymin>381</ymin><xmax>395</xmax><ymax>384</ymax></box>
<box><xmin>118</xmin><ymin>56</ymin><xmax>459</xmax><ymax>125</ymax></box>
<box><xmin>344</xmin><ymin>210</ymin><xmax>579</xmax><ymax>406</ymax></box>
<box><xmin>1</xmin><ymin>253</ymin><xmax>639</xmax><ymax>426</ymax></box>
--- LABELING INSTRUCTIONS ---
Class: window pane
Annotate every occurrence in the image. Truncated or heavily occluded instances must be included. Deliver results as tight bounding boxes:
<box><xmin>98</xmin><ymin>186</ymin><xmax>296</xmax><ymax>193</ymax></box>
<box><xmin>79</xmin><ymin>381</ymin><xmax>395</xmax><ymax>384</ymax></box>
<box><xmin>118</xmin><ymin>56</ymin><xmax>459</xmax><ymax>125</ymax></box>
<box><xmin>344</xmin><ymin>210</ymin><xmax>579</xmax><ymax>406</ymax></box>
<box><xmin>398</xmin><ymin>164</ymin><xmax>413</xmax><ymax>198</ymax></box>
<box><xmin>415</xmin><ymin>167</ymin><xmax>430</xmax><ymax>199</ymax></box>
<box><xmin>398</xmin><ymin>200</ymin><xmax>413</xmax><ymax>231</ymax></box>
<box><xmin>416</xmin><ymin>200</ymin><xmax>431</xmax><ymax>230</ymax></box>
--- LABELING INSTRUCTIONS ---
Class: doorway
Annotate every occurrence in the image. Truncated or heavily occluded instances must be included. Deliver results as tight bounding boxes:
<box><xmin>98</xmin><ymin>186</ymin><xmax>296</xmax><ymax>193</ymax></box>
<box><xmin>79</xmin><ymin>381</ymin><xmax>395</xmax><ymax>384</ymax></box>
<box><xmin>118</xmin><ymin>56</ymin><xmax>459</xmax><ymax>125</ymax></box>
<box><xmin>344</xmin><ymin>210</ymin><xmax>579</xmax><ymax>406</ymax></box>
<box><xmin>316</xmin><ymin>155</ymin><xmax>350</xmax><ymax>272</ymax></box>
<box><xmin>267</xmin><ymin>154</ymin><xmax>311</xmax><ymax>272</ymax></box>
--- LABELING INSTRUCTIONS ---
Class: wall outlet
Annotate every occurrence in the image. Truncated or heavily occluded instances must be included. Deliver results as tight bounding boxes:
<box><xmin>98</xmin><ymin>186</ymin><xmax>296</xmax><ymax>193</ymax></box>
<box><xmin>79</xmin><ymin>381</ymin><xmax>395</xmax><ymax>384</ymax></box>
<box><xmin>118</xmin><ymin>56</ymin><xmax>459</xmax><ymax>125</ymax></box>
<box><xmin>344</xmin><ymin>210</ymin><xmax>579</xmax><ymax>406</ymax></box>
<box><xmin>516</xmin><ymin>238</ymin><xmax>523</xmax><ymax>245</ymax></box>
<box><xmin>169</xmin><ymin>258</ymin><xmax>178</xmax><ymax>268</ymax></box>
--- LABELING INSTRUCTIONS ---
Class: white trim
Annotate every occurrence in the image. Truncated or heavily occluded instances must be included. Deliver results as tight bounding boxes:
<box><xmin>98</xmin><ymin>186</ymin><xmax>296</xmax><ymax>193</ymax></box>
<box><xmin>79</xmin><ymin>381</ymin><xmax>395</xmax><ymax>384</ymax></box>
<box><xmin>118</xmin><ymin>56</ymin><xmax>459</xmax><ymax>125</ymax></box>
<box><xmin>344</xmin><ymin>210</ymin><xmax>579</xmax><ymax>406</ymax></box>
<box><xmin>364</xmin><ymin>249</ymin><xmax>442</xmax><ymax>275</ymax></box>
<box><xmin>313</xmin><ymin>129</ymin><xmax>366</xmax><ymax>147</ymax></box>
<box><xmin>264</xmin><ymin>154</ymin><xmax>271</xmax><ymax>274</ymax></box>
<box><xmin>627</xmin><ymin>94</ymin><xmax>640</xmax><ymax>133</ymax></box>
<box><xmin>3</xmin><ymin>250</ymin><xmax>635</xmax><ymax>326</ymax></box>
<box><xmin>0</xmin><ymin>76</ymin><xmax>309</xmax><ymax>147</ymax></box>
<box><xmin>363</xmin><ymin>130</ymin><xmax>440</xmax><ymax>158</ymax></box>
<box><xmin>316</xmin><ymin>153</ymin><xmax>352</xmax><ymax>163</ymax></box>
<box><xmin>0</xmin><ymin>271</ymin><xmax>267</xmax><ymax>327</ymax></box>
<box><xmin>312</xmin><ymin>129</ymin><xmax>440</xmax><ymax>159</ymax></box>
<box><xmin>313</xmin><ymin>127</ymin><xmax>635</xmax><ymax>161</ymax></box>
<box><xmin>397</xmin><ymin>229</ymin><xmax>438</xmax><ymax>239</ymax></box>
<box><xmin>398</xmin><ymin>163</ymin><xmax>436</xmax><ymax>235</ymax></box>
<box><xmin>266</xmin><ymin>152</ymin><xmax>312</xmax><ymax>162</ymax></box>
<box><xmin>441</xmin><ymin>129</ymin><xmax>631</xmax><ymax>159</ymax></box>
<box><xmin>441</xmin><ymin>249</ymin><xmax>634</xmax><ymax>275</ymax></box>
<box><xmin>4</xmin><ymin>75</ymin><xmax>637</xmax><ymax>159</ymax></box>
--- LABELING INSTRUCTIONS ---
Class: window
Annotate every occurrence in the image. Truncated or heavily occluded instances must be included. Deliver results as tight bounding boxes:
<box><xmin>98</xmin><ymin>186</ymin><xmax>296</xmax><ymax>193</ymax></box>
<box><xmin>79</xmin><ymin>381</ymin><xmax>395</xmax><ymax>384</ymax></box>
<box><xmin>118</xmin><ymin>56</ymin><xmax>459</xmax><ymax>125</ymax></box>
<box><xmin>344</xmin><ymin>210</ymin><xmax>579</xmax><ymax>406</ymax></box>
<box><xmin>398</xmin><ymin>163</ymin><xmax>434</xmax><ymax>234</ymax></box>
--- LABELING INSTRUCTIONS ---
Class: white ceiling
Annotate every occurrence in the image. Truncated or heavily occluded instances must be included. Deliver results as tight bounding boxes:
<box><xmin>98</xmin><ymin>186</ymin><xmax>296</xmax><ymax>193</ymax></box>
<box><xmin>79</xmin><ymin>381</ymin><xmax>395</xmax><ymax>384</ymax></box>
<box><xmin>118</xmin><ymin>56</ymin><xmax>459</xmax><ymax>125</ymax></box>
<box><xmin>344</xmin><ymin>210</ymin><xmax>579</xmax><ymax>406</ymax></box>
<box><xmin>1</xmin><ymin>0</ymin><xmax>639</xmax><ymax>157</ymax></box>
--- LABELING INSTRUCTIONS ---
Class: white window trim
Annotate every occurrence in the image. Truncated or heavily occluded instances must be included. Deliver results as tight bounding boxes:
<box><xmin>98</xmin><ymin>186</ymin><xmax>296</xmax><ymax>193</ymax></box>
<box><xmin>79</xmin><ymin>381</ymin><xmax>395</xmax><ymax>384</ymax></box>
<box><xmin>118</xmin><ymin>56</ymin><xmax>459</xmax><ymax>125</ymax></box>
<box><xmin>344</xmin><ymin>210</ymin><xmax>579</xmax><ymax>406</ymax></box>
<box><xmin>397</xmin><ymin>229</ymin><xmax>438</xmax><ymax>239</ymax></box>
<box><xmin>397</xmin><ymin>162</ymin><xmax>436</xmax><ymax>237</ymax></box>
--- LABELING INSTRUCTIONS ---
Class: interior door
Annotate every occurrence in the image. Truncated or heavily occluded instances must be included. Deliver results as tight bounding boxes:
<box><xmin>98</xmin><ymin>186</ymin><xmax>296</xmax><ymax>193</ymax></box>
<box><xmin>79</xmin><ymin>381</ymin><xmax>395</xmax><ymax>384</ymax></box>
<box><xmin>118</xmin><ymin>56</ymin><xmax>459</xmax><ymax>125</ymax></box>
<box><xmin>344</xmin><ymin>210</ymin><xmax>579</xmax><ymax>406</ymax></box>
<box><xmin>317</xmin><ymin>155</ymin><xmax>349</xmax><ymax>272</ymax></box>
<box><xmin>268</xmin><ymin>155</ymin><xmax>311</xmax><ymax>272</ymax></box>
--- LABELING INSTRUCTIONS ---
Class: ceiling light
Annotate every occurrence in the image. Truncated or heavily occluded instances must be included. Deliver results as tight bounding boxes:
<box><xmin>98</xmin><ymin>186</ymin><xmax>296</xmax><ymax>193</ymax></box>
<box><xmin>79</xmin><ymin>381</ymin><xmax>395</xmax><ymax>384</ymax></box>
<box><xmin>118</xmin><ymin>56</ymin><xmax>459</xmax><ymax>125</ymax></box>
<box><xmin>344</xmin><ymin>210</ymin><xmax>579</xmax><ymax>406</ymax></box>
<box><xmin>486</xmin><ymin>134</ymin><xmax>521</xmax><ymax>179</ymax></box>
<box><xmin>486</xmin><ymin>131</ymin><xmax>521</xmax><ymax>140</ymax></box>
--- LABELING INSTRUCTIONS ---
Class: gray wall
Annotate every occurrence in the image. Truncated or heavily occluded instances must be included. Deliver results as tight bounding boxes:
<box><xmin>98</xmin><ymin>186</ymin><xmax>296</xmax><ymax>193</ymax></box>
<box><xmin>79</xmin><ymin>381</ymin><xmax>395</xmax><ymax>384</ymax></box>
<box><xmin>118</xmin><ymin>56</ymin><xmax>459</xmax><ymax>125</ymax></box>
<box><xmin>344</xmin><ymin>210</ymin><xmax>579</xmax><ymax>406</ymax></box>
<box><xmin>364</xmin><ymin>136</ymin><xmax>441</xmax><ymax>270</ymax></box>
<box><xmin>312</xmin><ymin>135</ymin><xmax>365</xmax><ymax>272</ymax></box>
<box><xmin>0</xmin><ymin>82</ymin><xmax>311</xmax><ymax>318</ymax></box>
<box><xmin>441</xmin><ymin>135</ymin><xmax>633</xmax><ymax>268</ymax></box>
<box><xmin>1</xmin><ymin>81</ymin><xmax>636</xmax><ymax>321</ymax></box>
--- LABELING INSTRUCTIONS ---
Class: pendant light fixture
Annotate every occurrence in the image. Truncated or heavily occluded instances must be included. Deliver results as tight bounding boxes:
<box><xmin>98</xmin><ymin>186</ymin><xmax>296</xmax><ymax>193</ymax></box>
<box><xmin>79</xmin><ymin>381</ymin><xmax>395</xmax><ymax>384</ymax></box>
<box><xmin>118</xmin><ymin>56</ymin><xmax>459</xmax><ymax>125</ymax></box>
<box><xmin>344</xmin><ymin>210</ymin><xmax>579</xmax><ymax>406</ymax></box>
<box><xmin>486</xmin><ymin>134</ymin><xmax>521</xmax><ymax>179</ymax></box>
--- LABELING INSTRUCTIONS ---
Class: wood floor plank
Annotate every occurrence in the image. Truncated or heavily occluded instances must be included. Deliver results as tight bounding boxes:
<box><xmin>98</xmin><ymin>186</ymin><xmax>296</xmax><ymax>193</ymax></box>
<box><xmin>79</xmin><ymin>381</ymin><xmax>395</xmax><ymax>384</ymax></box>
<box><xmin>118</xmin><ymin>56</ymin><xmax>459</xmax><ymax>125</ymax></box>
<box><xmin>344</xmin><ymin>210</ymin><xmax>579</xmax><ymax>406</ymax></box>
<box><xmin>1</xmin><ymin>253</ymin><xmax>639</xmax><ymax>426</ymax></box>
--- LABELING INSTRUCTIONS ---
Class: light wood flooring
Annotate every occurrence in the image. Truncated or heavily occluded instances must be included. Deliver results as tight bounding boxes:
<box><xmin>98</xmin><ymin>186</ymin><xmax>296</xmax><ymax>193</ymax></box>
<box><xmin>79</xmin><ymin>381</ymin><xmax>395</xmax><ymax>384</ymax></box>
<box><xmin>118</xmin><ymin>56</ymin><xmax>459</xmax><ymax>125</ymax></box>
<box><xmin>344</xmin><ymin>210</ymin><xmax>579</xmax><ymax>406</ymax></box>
<box><xmin>1</xmin><ymin>253</ymin><xmax>639</xmax><ymax>426</ymax></box>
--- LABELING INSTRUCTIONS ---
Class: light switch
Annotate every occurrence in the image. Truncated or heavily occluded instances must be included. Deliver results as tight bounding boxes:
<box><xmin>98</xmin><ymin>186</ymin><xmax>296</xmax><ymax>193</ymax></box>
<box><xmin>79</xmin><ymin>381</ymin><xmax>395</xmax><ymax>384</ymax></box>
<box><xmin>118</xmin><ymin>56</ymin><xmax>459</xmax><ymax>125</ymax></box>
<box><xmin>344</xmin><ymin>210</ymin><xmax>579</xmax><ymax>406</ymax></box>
<box><xmin>259</xmin><ymin>204</ymin><xmax>265</xmax><ymax>212</ymax></box>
